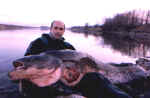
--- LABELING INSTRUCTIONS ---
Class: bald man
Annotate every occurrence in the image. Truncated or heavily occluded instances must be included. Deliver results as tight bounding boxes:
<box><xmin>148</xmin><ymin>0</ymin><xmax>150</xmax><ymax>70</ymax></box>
<box><xmin>22</xmin><ymin>20</ymin><xmax>75</xmax><ymax>97</ymax></box>
<box><xmin>25</xmin><ymin>20</ymin><xmax>75</xmax><ymax>56</ymax></box>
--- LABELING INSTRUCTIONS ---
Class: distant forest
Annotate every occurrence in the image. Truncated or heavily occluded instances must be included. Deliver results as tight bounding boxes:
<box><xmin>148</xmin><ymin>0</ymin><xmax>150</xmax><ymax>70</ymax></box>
<box><xmin>70</xmin><ymin>9</ymin><xmax>150</xmax><ymax>34</ymax></box>
<box><xmin>102</xmin><ymin>9</ymin><xmax>150</xmax><ymax>32</ymax></box>
<box><xmin>0</xmin><ymin>24</ymin><xmax>37</xmax><ymax>30</ymax></box>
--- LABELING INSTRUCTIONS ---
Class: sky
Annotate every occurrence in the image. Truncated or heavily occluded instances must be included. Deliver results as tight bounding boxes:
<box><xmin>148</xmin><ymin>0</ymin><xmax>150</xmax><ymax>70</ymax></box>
<box><xmin>0</xmin><ymin>0</ymin><xmax>149</xmax><ymax>27</ymax></box>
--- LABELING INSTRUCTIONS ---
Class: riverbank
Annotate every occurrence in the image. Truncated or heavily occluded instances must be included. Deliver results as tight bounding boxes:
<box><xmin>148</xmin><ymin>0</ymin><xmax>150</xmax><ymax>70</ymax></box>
<box><xmin>70</xmin><ymin>24</ymin><xmax>150</xmax><ymax>37</ymax></box>
<box><xmin>69</xmin><ymin>25</ymin><xmax>103</xmax><ymax>36</ymax></box>
<box><xmin>0</xmin><ymin>24</ymin><xmax>39</xmax><ymax>30</ymax></box>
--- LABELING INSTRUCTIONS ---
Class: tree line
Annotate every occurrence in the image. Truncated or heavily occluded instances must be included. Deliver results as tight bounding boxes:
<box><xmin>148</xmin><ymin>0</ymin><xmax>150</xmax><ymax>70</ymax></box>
<box><xmin>102</xmin><ymin>9</ymin><xmax>150</xmax><ymax>32</ymax></box>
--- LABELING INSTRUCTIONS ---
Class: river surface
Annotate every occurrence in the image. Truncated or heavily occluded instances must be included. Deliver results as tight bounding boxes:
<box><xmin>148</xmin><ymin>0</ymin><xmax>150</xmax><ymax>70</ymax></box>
<box><xmin>0</xmin><ymin>29</ymin><xmax>137</xmax><ymax>73</ymax></box>
<box><xmin>0</xmin><ymin>29</ymin><xmax>145</xmax><ymax>98</ymax></box>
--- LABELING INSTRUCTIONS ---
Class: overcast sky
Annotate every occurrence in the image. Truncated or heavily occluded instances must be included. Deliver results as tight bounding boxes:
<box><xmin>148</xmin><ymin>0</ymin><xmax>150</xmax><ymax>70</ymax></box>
<box><xmin>0</xmin><ymin>0</ymin><xmax>149</xmax><ymax>27</ymax></box>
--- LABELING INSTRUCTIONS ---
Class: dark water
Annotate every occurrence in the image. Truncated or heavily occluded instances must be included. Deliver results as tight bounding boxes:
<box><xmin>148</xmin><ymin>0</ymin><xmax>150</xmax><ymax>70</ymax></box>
<box><xmin>0</xmin><ymin>29</ymin><xmax>144</xmax><ymax>98</ymax></box>
<box><xmin>101</xmin><ymin>32</ymin><xmax>150</xmax><ymax>58</ymax></box>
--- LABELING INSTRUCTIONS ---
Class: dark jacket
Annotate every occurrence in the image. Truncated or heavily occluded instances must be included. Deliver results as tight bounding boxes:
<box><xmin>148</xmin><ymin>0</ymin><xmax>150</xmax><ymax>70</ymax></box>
<box><xmin>21</xmin><ymin>33</ymin><xmax>75</xmax><ymax>97</ymax></box>
<box><xmin>20</xmin><ymin>80</ymin><xmax>78</xmax><ymax>98</ymax></box>
<box><xmin>72</xmin><ymin>72</ymin><xmax>132</xmax><ymax>98</ymax></box>
<box><xmin>24</xmin><ymin>33</ymin><xmax>75</xmax><ymax>56</ymax></box>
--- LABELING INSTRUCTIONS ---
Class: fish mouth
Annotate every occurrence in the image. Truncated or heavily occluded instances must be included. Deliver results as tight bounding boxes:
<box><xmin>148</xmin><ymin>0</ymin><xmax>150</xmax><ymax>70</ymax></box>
<box><xmin>8</xmin><ymin>60</ymin><xmax>53</xmax><ymax>81</ymax></box>
<box><xmin>8</xmin><ymin>67</ymin><xmax>27</xmax><ymax>81</ymax></box>
<box><xmin>13</xmin><ymin>61</ymin><xmax>24</xmax><ymax>68</ymax></box>
<box><xmin>9</xmin><ymin>60</ymin><xmax>26</xmax><ymax>79</ymax></box>
<box><xmin>8</xmin><ymin>60</ymin><xmax>28</xmax><ymax>79</ymax></box>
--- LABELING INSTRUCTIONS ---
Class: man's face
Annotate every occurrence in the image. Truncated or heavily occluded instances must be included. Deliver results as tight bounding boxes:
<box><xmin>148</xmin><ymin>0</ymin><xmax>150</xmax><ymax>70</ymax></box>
<box><xmin>50</xmin><ymin>21</ymin><xmax>65</xmax><ymax>39</ymax></box>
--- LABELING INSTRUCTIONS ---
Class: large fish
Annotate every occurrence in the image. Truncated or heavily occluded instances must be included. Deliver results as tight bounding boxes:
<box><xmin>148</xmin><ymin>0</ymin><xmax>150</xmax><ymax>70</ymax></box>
<box><xmin>8</xmin><ymin>50</ymin><xmax>147</xmax><ymax>98</ymax></box>
<box><xmin>8</xmin><ymin>50</ymin><xmax>92</xmax><ymax>98</ymax></box>
<box><xmin>8</xmin><ymin>49</ymin><xmax>147</xmax><ymax>84</ymax></box>
<box><xmin>8</xmin><ymin>50</ymin><xmax>91</xmax><ymax>85</ymax></box>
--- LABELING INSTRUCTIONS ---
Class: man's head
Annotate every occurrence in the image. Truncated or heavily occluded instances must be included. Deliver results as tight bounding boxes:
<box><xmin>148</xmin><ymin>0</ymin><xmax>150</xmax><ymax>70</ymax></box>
<box><xmin>50</xmin><ymin>20</ymin><xmax>65</xmax><ymax>39</ymax></box>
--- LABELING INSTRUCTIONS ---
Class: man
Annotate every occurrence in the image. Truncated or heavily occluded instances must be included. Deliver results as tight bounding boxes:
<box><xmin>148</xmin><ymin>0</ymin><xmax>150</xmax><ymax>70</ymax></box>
<box><xmin>22</xmin><ymin>20</ymin><xmax>75</xmax><ymax>97</ymax></box>
<box><xmin>24</xmin><ymin>20</ymin><xmax>75</xmax><ymax>56</ymax></box>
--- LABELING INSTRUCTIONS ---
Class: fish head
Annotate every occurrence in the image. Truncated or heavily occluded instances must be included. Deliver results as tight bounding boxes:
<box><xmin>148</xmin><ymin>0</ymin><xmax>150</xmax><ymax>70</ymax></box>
<box><xmin>8</xmin><ymin>54</ymin><xmax>62</xmax><ymax>81</ymax></box>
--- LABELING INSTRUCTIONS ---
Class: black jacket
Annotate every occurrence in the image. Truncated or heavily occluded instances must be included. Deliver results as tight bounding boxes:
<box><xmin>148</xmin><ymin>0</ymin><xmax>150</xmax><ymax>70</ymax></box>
<box><xmin>72</xmin><ymin>72</ymin><xmax>132</xmax><ymax>98</ymax></box>
<box><xmin>24</xmin><ymin>34</ymin><xmax>75</xmax><ymax>56</ymax></box>
<box><xmin>22</xmin><ymin>33</ymin><xmax>75</xmax><ymax>97</ymax></box>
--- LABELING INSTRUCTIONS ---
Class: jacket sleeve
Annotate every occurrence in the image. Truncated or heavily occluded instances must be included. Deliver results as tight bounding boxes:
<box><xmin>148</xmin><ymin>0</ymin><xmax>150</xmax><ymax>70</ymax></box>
<box><xmin>64</xmin><ymin>42</ymin><xmax>75</xmax><ymax>50</ymax></box>
<box><xmin>75</xmin><ymin>73</ymin><xmax>132</xmax><ymax>98</ymax></box>
<box><xmin>24</xmin><ymin>38</ymin><xmax>46</xmax><ymax>56</ymax></box>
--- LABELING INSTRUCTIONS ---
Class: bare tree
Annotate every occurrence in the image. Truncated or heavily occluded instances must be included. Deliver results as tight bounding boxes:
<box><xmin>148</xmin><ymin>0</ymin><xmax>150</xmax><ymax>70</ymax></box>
<box><xmin>102</xmin><ymin>9</ymin><xmax>150</xmax><ymax>31</ymax></box>
<box><xmin>145</xmin><ymin>10</ymin><xmax>150</xmax><ymax>24</ymax></box>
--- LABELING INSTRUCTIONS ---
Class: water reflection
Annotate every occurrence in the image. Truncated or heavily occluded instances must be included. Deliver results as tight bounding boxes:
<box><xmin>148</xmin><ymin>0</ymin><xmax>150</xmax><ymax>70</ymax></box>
<box><xmin>101</xmin><ymin>32</ymin><xmax>150</xmax><ymax>58</ymax></box>
<box><xmin>64</xmin><ymin>31</ymin><xmax>136</xmax><ymax>64</ymax></box>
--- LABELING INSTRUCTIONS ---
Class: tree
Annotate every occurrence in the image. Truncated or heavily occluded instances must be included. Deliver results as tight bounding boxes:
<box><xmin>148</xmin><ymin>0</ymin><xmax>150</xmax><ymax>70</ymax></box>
<box><xmin>145</xmin><ymin>10</ymin><xmax>150</xmax><ymax>24</ymax></box>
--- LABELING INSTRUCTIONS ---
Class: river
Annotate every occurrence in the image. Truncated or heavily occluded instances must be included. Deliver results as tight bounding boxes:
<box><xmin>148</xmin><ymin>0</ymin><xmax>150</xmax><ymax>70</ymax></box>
<box><xmin>0</xmin><ymin>29</ymin><xmax>137</xmax><ymax>73</ymax></box>
<box><xmin>0</xmin><ymin>29</ymin><xmax>146</xmax><ymax>98</ymax></box>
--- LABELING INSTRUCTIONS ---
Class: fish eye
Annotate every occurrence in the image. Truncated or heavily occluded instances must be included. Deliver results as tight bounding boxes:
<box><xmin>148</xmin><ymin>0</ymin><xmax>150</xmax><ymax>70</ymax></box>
<box><xmin>13</xmin><ymin>61</ymin><xmax>24</xmax><ymax>68</ymax></box>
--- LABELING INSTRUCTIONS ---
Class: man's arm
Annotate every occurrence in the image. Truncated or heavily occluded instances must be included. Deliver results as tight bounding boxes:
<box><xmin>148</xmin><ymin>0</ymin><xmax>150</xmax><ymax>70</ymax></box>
<box><xmin>24</xmin><ymin>38</ymin><xmax>46</xmax><ymax>56</ymax></box>
<box><xmin>74</xmin><ymin>72</ymin><xmax>132</xmax><ymax>98</ymax></box>
<box><xmin>51</xmin><ymin>80</ymin><xmax>80</xmax><ymax>96</ymax></box>
<box><xmin>64</xmin><ymin>42</ymin><xmax>75</xmax><ymax>50</ymax></box>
